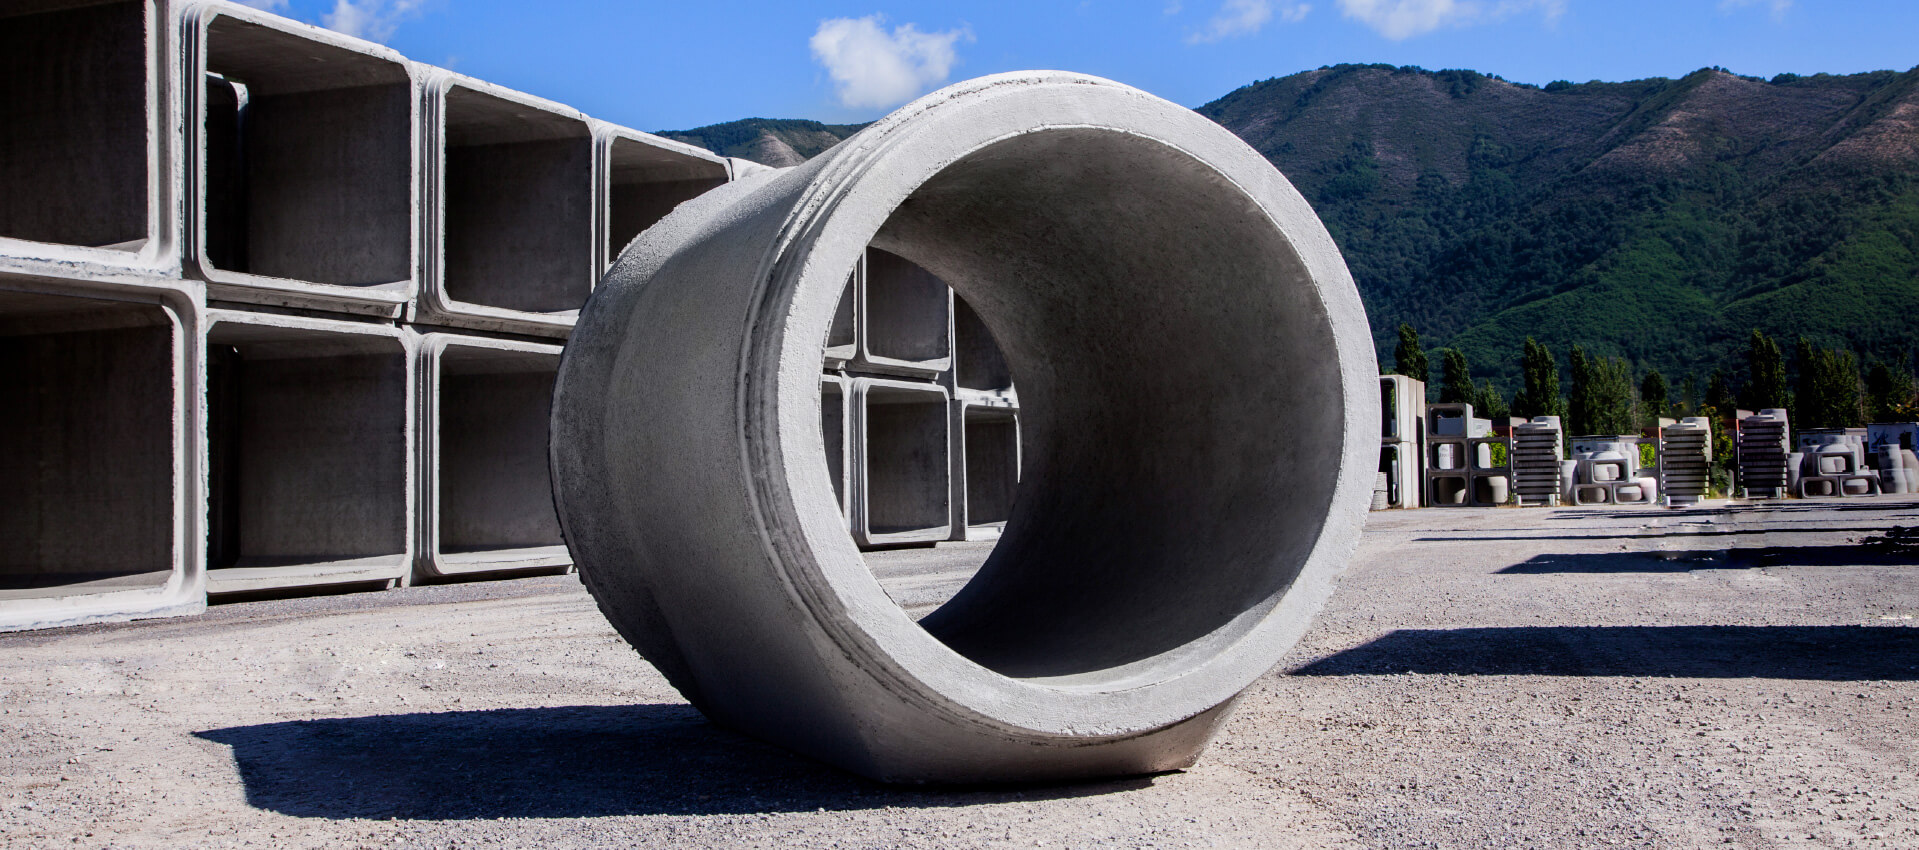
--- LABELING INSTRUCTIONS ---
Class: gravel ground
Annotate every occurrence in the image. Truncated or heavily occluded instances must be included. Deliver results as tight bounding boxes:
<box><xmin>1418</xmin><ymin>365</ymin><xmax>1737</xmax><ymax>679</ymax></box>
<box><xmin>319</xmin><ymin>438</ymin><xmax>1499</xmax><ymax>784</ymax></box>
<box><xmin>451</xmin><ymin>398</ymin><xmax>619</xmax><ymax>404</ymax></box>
<box><xmin>3</xmin><ymin>497</ymin><xmax>1916</xmax><ymax>849</ymax></box>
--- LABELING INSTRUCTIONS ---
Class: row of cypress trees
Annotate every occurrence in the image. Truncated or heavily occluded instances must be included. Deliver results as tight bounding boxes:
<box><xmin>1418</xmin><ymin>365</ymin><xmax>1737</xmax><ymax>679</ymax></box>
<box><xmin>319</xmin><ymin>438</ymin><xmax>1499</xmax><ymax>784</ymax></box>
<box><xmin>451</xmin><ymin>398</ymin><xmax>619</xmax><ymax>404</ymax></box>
<box><xmin>1389</xmin><ymin>325</ymin><xmax>1918</xmax><ymax>436</ymax></box>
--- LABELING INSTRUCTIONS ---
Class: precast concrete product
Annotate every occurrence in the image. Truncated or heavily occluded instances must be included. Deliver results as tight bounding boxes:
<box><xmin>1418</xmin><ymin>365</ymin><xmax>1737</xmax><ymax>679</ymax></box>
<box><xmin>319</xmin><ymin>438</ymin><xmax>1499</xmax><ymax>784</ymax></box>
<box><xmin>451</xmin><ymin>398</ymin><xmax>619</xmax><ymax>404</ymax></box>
<box><xmin>422</xmin><ymin>70</ymin><xmax>595</xmax><ymax>337</ymax></box>
<box><xmin>1429</xmin><ymin>474</ymin><xmax>1470</xmax><ymax>505</ymax></box>
<box><xmin>1737</xmin><ymin>410</ymin><xmax>1790</xmax><ymax>499</ymax></box>
<box><xmin>596</xmin><ymin>122</ymin><xmax>730</xmax><ymax>273</ymax></box>
<box><xmin>1424</xmin><ymin>404</ymin><xmax>1486</xmax><ymax>507</ymax></box>
<box><xmin>821</xmin><ymin>374</ymin><xmax>850</xmax><ymax>524</ymax></box>
<box><xmin>855</xmin><ymin>247</ymin><xmax>953</xmax><ymax>377</ymax></box>
<box><xmin>1467</xmin><ymin>435</ymin><xmax>1510</xmax><ymax>506</ymax></box>
<box><xmin>416</xmin><ymin>334</ymin><xmax>568</xmax><ymax>580</ymax></box>
<box><xmin>1376</xmin><ymin>375</ymin><xmax>1424</xmax><ymax>509</ymax></box>
<box><xmin>954</xmin><ymin>295</ymin><xmax>1016</xmax><ymax>397</ymax></box>
<box><xmin>204</xmin><ymin>310</ymin><xmax>413</xmax><ymax>594</ymax></box>
<box><xmin>1511</xmin><ymin>417</ymin><xmax>1564</xmax><ymax>506</ymax></box>
<box><xmin>0</xmin><ymin>279</ymin><xmax>206</xmax><ymax>632</ymax></box>
<box><xmin>1659</xmin><ymin>418</ymin><xmax>1712</xmax><ymax>506</ymax></box>
<box><xmin>851</xmin><ymin>377</ymin><xmax>953</xmax><ymax>547</ymax></box>
<box><xmin>950</xmin><ymin>392</ymin><xmax>1021</xmax><ymax>541</ymax></box>
<box><xmin>550</xmin><ymin>72</ymin><xmax>1376</xmax><ymax>783</ymax></box>
<box><xmin>822</xmin><ymin>264</ymin><xmax>857</xmax><ymax>367</ymax></box>
<box><xmin>183</xmin><ymin>1</ymin><xmax>418</xmax><ymax>318</ymax></box>
<box><xmin>0</xmin><ymin>0</ymin><xmax>182</xmax><ymax>282</ymax></box>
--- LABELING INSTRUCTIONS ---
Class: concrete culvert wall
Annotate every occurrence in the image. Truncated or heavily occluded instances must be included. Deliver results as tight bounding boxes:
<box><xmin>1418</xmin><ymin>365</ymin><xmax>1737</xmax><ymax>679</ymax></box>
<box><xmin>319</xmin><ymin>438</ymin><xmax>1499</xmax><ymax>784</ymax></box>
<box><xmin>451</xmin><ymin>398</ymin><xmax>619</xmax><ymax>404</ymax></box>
<box><xmin>858</xmin><ymin>248</ymin><xmax>951</xmax><ymax>374</ymax></box>
<box><xmin>205</xmin><ymin>314</ymin><xmax>411</xmax><ymax>594</ymax></box>
<box><xmin>198</xmin><ymin>13</ymin><xmax>412</xmax><ymax>289</ymax></box>
<box><xmin>0</xmin><ymin>1</ymin><xmax>151</xmax><ymax>251</ymax></box>
<box><xmin>854</xmin><ymin>379</ymin><xmax>951</xmax><ymax>546</ymax></box>
<box><xmin>552</xmin><ymin>72</ymin><xmax>1375</xmax><ymax>783</ymax></box>
<box><xmin>953</xmin><ymin>296</ymin><xmax>1013</xmax><ymax>393</ymax></box>
<box><xmin>961</xmin><ymin>407</ymin><xmax>1020</xmax><ymax>531</ymax></box>
<box><xmin>421</xmin><ymin>336</ymin><xmax>568</xmax><ymax>578</ymax></box>
<box><xmin>438</xmin><ymin>81</ymin><xmax>594</xmax><ymax>317</ymax></box>
<box><xmin>603</xmin><ymin>132</ymin><xmax>728</xmax><ymax>266</ymax></box>
<box><xmin>0</xmin><ymin>294</ymin><xmax>174</xmax><ymax>594</ymax></box>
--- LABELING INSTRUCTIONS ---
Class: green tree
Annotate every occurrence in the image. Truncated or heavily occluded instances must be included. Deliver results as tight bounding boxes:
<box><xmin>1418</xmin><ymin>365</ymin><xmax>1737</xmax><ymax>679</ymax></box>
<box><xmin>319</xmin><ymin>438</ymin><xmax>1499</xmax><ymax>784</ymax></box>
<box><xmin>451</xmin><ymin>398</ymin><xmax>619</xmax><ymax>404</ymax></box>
<box><xmin>1795</xmin><ymin>341</ymin><xmax>1863</xmax><ymax>429</ymax></box>
<box><xmin>1439</xmin><ymin>348</ymin><xmax>1474</xmax><ymax>405</ymax></box>
<box><xmin>1569</xmin><ymin>345</ymin><xmax>1636</xmax><ymax>435</ymax></box>
<box><xmin>1865</xmin><ymin>359</ymin><xmax>1918</xmax><ymax>422</ymax></box>
<box><xmin>1510</xmin><ymin>337</ymin><xmax>1563</xmax><ymax>421</ymax></box>
<box><xmin>1394</xmin><ymin>324</ymin><xmax>1429</xmax><ymax>388</ymax></box>
<box><xmin>1680</xmin><ymin>373</ymin><xmax>1698</xmax><ymax>418</ymax></box>
<box><xmin>1640</xmin><ymin>369</ymin><xmax>1670</xmax><ymax>425</ymax></box>
<box><xmin>1706</xmin><ymin>369</ymin><xmax>1737</xmax><ymax>414</ymax></box>
<box><xmin>1741</xmin><ymin>330</ymin><xmax>1789</xmax><ymax>412</ymax></box>
<box><xmin>1474</xmin><ymin>379</ymin><xmax>1510</xmax><ymax>419</ymax></box>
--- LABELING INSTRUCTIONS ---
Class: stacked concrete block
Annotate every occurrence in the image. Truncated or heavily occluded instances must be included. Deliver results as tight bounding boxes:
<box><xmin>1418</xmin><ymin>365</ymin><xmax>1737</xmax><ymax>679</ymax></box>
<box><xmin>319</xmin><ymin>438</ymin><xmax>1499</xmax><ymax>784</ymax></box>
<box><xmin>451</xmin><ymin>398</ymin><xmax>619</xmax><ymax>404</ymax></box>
<box><xmin>203</xmin><ymin>310</ymin><xmax>413</xmax><ymax>594</ymax></box>
<box><xmin>416</xmin><ymin>335</ymin><xmax>568</xmax><ymax>579</ymax></box>
<box><xmin>1794</xmin><ymin>429</ymin><xmax>1879</xmax><ymax>498</ymax></box>
<box><xmin>1</xmin><ymin>0</ymin><xmax>183</xmax><ymax>284</ymax></box>
<box><xmin>1376</xmin><ymin>375</ymin><xmax>1424</xmax><ymax>509</ymax></box>
<box><xmin>0</xmin><ymin>0</ymin><xmax>755</xmax><ymax>627</ymax></box>
<box><xmin>1424</xmin><ymin>403</ymin><xmax>1502</xmax><ymax>506</ymax></box>
<box><xmin>1867</xmin><ymin>423</ymin><xmax>1919</xmax><ymax>495</ymax></box>
<box><xmin>952</xmin><ymin>394</ymin><xmax>1021</xmax><ymax>541</ymax></box>
<box><xmin>820</xmin><ymin>374</ymin><xmax>851</xmax><ymax>523</ymax></box>
<box><xmin>1566</xmin><ymin>437</ymin><xmax>1659</xmax><ymax>506</ymax></box>
<box><xmin>0</xmin><ymin>280</ymin><xmax>206</xmax><ymax>632</ymax></box>
<box><xmin>184</xmin><ymin>2</ymin><xmax>419</xmax><ymax>318</ymax></box>
<box><xmin>1737</xmin><ymin>409</ymin><xmax>1792</xmax><ymax>499</ymax></box>
<box><xmin>421</xmin><ymin>71</ymin><xmax>595</xmax><ymax>336</ymax></box>
<box><xmin>1511</xmin><ymin>416</ymin><xmax>1564</xmax><ymax>506</ymax></box>
<box><xmin>1659</xmin><ymin>417</ymin><xmax>1713</xmax><ymax>506</ymax></box>
<box><xmin>849</xmin><ymin>377</ymin><xmax>952</xmax><ymax>547</ymax></box>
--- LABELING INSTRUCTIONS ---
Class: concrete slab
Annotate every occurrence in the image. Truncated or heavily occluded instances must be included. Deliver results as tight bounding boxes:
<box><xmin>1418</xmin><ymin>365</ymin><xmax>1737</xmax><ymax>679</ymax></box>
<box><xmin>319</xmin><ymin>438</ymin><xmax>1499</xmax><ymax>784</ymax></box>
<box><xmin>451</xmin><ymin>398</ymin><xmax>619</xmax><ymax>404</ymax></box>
<box><xmin>415</xmin><ymin>334</ymin><xmax>568</xmax><ymax>580</ymax></box>
<box><xmin>0</xmin><ymin>279</ymin><xmax>206</xmax><ymax>631</ymax></box>
<box><xmin>204</xmin><ymin>309</ymin><xmax>413</xmax><ymax>595</ymax></box>
<box><xmin>421</xmin><ymin>70</ymin><xmax>595</xmax><ymax>337</ymax></box>
<box><xmin>183</xmin><ymin>1</ymin><xmax>417</xmax><ymax>318</ymax></box>
<box><xmin>0</xmin><ymin>0</ymin><xmax>182</xmax><ymax>281</ymax></box>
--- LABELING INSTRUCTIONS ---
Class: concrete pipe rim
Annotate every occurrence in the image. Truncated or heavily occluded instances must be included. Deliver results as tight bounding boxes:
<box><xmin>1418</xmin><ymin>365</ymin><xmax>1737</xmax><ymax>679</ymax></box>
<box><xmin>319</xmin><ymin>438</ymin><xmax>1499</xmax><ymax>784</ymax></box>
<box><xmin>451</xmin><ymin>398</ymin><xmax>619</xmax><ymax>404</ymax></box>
<box><xmin>745</xmin><ymin>72</ymin><xmax>1376</xmax><ymax>739</ymax></box>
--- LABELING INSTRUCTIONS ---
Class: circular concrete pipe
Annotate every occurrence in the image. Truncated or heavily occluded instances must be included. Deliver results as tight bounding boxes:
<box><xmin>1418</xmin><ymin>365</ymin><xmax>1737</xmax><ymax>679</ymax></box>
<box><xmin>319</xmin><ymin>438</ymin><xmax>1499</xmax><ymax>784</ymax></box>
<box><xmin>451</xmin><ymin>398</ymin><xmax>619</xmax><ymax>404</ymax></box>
<box><xmin>551</xmin><ymin>72</ymin><xmax>1376</xmax><ymax>784</ymax></box>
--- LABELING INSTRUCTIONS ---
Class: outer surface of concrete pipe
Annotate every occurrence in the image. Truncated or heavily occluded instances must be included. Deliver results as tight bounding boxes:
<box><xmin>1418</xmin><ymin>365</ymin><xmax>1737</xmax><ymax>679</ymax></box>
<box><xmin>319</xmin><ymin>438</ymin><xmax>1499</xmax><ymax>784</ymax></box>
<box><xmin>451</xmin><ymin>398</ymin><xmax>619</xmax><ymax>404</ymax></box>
<box><xmin>550</xmin><ymin>73</ymin><xmax>1376</xmax><ymax>784</ymax></box>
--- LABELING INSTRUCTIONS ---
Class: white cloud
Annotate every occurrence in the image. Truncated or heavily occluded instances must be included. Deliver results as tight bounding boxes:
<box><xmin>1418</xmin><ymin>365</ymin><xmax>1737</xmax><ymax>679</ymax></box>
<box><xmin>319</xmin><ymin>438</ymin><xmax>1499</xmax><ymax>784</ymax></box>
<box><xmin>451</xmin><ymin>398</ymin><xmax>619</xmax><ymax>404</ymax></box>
<box><xmin>1335</xmin><ymin>0</ymin><xmax>1561</xmax><ymax>40</ymax></box>
<box><xmin>810</xmin><ymin>16</ymin><xmax>972</xmax><ymax>110</ymax></box>
<box><xmin>1719</xmin><ymin>0</ymin><xmax>1790</xmax><ymax>22</ymax></box>
<box><xmin>1185</xmin><ymin>0</ymin><xmax>1311</xmax><ymax>44</ymax></box>
<box><xmin>322</xmin><ymin>0</ymin><xmax>427</xmax><ymax>43</ymax></box>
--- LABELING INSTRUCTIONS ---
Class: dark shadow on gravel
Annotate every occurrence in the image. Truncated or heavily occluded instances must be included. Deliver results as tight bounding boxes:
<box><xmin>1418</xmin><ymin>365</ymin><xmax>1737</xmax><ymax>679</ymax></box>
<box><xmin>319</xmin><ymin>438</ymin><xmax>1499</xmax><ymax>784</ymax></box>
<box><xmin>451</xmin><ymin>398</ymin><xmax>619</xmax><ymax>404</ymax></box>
<box><xmin>1291</xmin><ymin>625</ymin><xmax>1919</xmax><ymax>680</ymax></box>
<box><xmin>196</xmin><ymin>704</ymin><xmax>1153</xmax><ymax>820</ymax></box>
<box><xmin>1499</xmin><ymin>538</ymin><xmax>1919</xmax><ymax>574</ymax></box>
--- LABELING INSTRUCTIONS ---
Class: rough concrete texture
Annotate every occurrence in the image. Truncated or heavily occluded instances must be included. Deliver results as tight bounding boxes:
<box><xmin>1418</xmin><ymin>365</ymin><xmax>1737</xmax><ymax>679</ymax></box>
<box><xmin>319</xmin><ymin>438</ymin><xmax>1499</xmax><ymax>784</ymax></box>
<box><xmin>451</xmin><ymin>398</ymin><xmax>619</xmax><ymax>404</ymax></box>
<box><xmin>420</xmin><ymin>70</ymin><xmax>595</xmax><ymax>336</ymax></box>
<box><xmin>204</xmin><ymin>309</ymin><xmax>413</xmax><ymax>595</ymax></box>
<box><xmin>949</xmin><ymin>394</ymin><xmax>1020</xmax><ymax>541</ymax></box>
<box><xmin>2</xmin><ymin>499</ymin><xmax>1915</xmax><ymax>847</ymax></box>
<box><xmin>552</xmin><ymin>72</ymin><xmax>1377</xmax><ymax>782</ymax></box>
<box><xmin>850</xmin><ymin>377</ymin><xmax>952</xmax><ymax>547</ymax></box>
<box><xmin>185</xmin><ymin>1</ymin><xmax>417</xmax><ymax>318</ymax></box>
<box><xmin>0</xmin><ymin>0</ymin><xmax>182</xmax><ymax>279</ymax></box>
<box><xmin>0</xmin><ymin>279</ymin><xmax>206</xmax><ymax>632</ymax></box>
<box><xmin>416</xmin><ymin>334</ymin><xmax>568</xmax><ymax>579</ymax></box>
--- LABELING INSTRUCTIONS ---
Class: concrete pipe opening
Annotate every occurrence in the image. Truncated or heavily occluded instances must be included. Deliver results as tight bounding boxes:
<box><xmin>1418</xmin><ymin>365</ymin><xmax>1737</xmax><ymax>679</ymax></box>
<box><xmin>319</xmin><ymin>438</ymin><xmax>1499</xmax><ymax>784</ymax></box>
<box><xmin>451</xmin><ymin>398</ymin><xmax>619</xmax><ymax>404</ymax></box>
<box><xmin>552</xmin><ymin>72</ymin><xmax>1375</xmax><ymax>783</ymax></box>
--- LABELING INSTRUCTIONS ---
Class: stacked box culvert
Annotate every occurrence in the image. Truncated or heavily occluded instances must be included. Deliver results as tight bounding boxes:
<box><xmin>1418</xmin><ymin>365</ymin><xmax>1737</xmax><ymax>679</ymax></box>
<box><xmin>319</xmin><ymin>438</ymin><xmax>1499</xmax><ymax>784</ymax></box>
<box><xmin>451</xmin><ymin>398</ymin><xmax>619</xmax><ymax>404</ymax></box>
<box><xmin>1659</xmin><ymin>418</ymin><xmax>1711</xmax><ymax>506</ymax></box>
<box><xmin>597</xmin><ymin>123</ymin><xmax>731</xmax><ymax>273</ymax></box>
<box><xmin>855</xmin><ymin>247</ymin><xmax>952</xmax><ymax>377</ymax></box>
<box><xmin>1</xmin><ymin>0</ymin><xmax>182</xmax><ymax>282</ymax></box>
<box><xmin>422</xmin><ymin>71</ymin><xmax>596</xmax><ymax>337</ymax></box>
<box><xmin>951</xmin><ymin>395</ymin><xmax>1021</xmax><ymax>541</ymax></box>
<box><xmin>820</xmin><ymin>374</ymin><xmax>851</xmax><ymax>524</ymax></box>
<box><xmin>204</xmin><ymin>310</ymin><xmax>413</xmax><ymax>595</ymax></box>
<box><xmin>416</xmin><ymin>335</ymin><xmax>568</xmax><ymax>579</ymax></box>
<box><xmin>1737</xmin><ymin>410</ymin><xmax>1791</xmax><ymax>499</ymax></box>
<box><xmin>1511</xmin><ymin>417</ymin><xmax>1564</xmax><ymax>506</ymax></box>
<box><xmin>550</xmin><ymin>72</ymin><xmax>1376</xmax><ymax>783</ymax></box>
<box><xmin>0</xmin><ymin>280</ymin><xmax>205</xmax><ymax>632</ymax></box>
<box><xmin>851</xmin><ymin>377</ymin><xmax>953</xmax><ymax>547</ymax></box>
<box><xmin>184</xmin><ymin>1</ymin><xmax>418</xmax><ymax>318</ymax></box>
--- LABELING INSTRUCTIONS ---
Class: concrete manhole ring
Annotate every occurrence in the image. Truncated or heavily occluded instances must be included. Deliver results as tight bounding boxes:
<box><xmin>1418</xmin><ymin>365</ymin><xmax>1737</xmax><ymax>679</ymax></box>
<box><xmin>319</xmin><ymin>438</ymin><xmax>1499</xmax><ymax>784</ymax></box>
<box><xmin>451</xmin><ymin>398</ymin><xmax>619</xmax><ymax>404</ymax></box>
<box><xmin>551</xmin><ymin>72</ymin><xmax>1376</xmax><ymax>783</ymax></box>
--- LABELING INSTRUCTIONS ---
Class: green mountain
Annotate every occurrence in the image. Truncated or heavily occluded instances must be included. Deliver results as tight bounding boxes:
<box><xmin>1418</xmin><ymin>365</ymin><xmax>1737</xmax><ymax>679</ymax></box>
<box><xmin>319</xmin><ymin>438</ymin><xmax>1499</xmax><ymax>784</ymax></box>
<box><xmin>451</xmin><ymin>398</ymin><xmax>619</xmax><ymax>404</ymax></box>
<box><xmin>657</xmin><ymin>118</ymin><xmax>870</xmax><ymax>168</ymax></box>
<box><xmin>664</xmin><ymin>65</ymin><xmax>1919</xmax><ymax>394</ymax></box>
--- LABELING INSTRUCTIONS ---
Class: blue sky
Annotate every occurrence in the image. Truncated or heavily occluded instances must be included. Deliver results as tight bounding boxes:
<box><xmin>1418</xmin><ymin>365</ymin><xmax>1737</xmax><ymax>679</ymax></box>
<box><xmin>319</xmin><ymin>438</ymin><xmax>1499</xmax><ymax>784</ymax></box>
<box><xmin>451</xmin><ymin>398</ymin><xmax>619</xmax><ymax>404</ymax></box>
<box><xmin>253</xmin><ymin>1</ymin><xmax>1919</xmax><ymax>132</ymax></box>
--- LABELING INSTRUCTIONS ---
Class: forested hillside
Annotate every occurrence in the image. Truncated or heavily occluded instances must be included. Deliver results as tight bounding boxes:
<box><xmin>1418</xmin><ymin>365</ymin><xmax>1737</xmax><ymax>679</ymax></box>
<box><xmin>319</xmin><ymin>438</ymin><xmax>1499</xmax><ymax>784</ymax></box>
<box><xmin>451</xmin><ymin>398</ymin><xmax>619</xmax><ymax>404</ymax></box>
<box><xmin>663</xmin><ymin>65</ymin><xmax>1919</xmax><ymax>397</ymax></box>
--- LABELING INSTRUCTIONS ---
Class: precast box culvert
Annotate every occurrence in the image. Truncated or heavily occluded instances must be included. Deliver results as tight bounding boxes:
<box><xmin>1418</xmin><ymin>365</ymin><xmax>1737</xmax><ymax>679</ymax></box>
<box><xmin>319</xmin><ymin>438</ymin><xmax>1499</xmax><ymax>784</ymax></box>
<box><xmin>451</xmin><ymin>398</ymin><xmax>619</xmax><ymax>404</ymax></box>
<box><xmin>552</xmin><ymin>73</ymin><xmax>1375</xmax><ymax>784</ymax></box>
